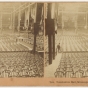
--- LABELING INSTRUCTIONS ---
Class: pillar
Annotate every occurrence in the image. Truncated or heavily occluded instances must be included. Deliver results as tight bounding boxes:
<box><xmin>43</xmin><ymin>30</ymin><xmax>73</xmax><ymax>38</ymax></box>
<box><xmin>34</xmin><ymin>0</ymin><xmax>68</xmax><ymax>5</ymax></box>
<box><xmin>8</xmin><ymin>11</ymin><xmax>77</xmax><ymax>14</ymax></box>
<box><xmin>13</xmin><ymin>12</ymin><xmax>15</xmax><ymax>33</ymax></box>
<box><xmin>61</xmin><ymin>3</ymin><xmax>63</xmax><ymax>34</ymax></box>
<box><xmin>18</xmin><ymin>7</ymin><xmax>21</xmax><ymax>36</ymax></box>
<box><xmin>1</xmin><ymin>12</ymin><xmax>2</xmax><ymax>33</ymax></box>
<box><xmin>86</xmin><ymin>12</ymin><xmax>87</xmax><ymax>29</ymax></box>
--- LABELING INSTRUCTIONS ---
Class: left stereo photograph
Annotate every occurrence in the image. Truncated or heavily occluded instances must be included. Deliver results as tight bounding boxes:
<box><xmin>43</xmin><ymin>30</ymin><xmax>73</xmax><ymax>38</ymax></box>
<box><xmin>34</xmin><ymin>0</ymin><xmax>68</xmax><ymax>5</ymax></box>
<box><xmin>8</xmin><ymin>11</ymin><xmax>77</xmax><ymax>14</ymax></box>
<box><xmin>0</xmin><ymin>2</ymin><xmax>44</xmax><ymax>77</ymax></box>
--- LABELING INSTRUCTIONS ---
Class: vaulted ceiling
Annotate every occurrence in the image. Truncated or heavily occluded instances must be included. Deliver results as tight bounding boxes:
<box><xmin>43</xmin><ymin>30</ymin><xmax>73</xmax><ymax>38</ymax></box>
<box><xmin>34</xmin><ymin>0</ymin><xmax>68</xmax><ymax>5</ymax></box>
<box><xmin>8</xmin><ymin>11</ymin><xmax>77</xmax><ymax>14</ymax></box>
<box><xmin>58</xmin><ymin>3</ymin><xmax>88</xmax><ymax>12</ymax></box>
<box><xmin>0</xmin><ymin>2</ymin><xmax>28</xmax><ymax>13</ymax></box>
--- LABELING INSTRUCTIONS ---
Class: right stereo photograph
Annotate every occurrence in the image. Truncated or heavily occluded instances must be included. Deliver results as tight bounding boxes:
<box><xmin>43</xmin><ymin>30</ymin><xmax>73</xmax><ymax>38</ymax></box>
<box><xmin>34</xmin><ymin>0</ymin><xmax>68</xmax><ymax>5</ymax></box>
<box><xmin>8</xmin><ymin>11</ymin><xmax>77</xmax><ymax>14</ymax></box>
<box><xmin>45</xmin><ymin>2</ymin><xmax>88</xmax><ymax>78</ymax></box>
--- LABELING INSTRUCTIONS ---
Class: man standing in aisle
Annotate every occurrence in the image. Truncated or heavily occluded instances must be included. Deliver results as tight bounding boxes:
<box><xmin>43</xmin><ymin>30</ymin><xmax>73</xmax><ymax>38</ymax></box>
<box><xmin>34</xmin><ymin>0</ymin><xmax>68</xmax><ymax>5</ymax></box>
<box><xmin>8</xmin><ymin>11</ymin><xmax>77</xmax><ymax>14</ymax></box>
<box><xmin>57</xmin><ymin>43</ymin><xmax>60</xmax><ymax>53</ymax></box>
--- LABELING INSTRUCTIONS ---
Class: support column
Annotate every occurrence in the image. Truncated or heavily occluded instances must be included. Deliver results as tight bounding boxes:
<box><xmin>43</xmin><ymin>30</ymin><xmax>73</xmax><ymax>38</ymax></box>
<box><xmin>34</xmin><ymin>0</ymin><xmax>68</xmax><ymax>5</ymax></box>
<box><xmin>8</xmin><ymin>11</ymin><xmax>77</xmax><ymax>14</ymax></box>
<box><xmin>1</xmin><ymin>12</ymin><xmax>2</xmax><ymax>33</ymax></box>
<box><xmin>12</xmin><ymin>7</ymin><xmax>15</xmax><ymax>33</ymax></box>
<box><xmin>45</xmin><ymin>3</ymin><xmax>56</xmax><ymax>64</ymax></box>
<box><xmin>28</xmin><ymin>4</ymin><xmax>30</xmax><ymax>38</ymax></box>
<box><xmin>28</xmin><ymin>5</ymin><xmax>30</xmax><ymax>26</ymax></box>
<box><xmin>75</xmin><ymin>14</ymin><xmax>77</xmax><ymax>34</ymax></box>
<box><xmin>18</xmin><ymin>7</ymin><xmax>21</xmax><ymax>36</ymax></box>
<box><xmin>48</xmin><ymin>3</ymin><xmax>53</xmax><ymax>65</ymax></box>
<box><xmin>51</xmin><ymin>32</ymin><xmax>55</xmax><ymax>60</ymax></box>
<box><xmin>53</xmin><ymin>34</ymin><xmax>55</xmax><ymax>60</ymax></box>
<box><xmin>62</xmin><ymin>11</ymin><xmax>64</xmax><ymax>34</ymax></box>
<box><xmin>86</xmin><ymin>12</ymin><xmax>87</xmax><ymax>29</ymax></box>
<box><xmin>48</xmin><ymin>34</ymin><xmax>52</xmax><ymax>64</ymax></box>
<box><xmin>33</xmin><ymin>33</ymin><xmax>36</xmax><ymax>54</ymax></box>
<box><xmin>14</xmin><ymin>12</ymin><xmax>15</xmax><ymax>33</ymax></box>
<box><xmin>11</xmin><ymin>12</ymin><xmax>12</xmax><ymax>32</ymax></box>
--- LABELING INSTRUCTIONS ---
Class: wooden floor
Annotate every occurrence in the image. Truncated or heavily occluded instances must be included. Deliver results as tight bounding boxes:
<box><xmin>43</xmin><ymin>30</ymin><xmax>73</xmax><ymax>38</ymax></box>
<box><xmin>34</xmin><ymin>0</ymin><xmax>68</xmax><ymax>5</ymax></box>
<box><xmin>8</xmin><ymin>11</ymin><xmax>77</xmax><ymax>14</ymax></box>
<box><xmin>45</xmin><ymin>53</ymin><xmax>62</xmax><ymax>77</ymax></box>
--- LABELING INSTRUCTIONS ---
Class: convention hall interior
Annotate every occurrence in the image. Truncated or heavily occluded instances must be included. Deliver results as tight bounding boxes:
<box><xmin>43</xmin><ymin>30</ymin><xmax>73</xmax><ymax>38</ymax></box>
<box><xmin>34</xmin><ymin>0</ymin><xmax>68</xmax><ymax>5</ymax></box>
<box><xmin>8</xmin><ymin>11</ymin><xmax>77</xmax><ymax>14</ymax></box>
<box><xmin>45</xmin><ymin>3</ymin><xmax>88</xmax><ymax>78</ymax></box>
<box><xmin>0</xmin><ymin>2</ymin><xmax>44</xmax><ymax>77</ymax></box>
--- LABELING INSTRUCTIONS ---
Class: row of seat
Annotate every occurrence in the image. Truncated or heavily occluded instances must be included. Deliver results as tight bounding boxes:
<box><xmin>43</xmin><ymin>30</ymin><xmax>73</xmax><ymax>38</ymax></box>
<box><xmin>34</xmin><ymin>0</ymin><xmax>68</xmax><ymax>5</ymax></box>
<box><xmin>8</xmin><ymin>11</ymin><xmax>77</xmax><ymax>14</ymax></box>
<box><xmin>0</xmin><ymin>40</ymin><xmax>28</xmax><ymax>51</ymax></box>
<box><xmin>0</xmin><ymin>52</ymin><xmax>44</xmax><ymax>77</ymax></box>
<box><xmin>0</xmin><ymin>34</ymin><xmax>29</xmax><ymax>51</ymax></box>
<box><xmin>0</xmin><ymin>34</ymin><xmax>44</xmax><ymax>77</ymax></box>
<box><xmin>45</xmin><ymin>34</ymin><xmax>88</xmax><ymax>67</ymax></box>
<box><xmin>54</xmin><ymin>53</ymin><xmax>88</xmax><ymax>78</ymax></box>
<box><xmin>45</xmin><ymin>34</ymin><xmax>88</xmax><ymax>52</ymax></box>
<box><xmin>18</xmin><ymin>33</ymin><xmax>44</xmax><ymax>51</ymax></box>
<box><xmin>55</xmin><ymin>35</ymin><xmax>88</xmax><ymax>52</ymax></box>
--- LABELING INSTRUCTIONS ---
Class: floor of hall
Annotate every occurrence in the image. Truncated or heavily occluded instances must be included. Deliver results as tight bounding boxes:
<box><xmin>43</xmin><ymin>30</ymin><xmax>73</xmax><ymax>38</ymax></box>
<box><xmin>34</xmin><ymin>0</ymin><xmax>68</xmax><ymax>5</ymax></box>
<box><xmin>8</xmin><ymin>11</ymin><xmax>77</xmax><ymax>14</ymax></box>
<box><xmin>45</xmin><ymin>53</ymin><xmax>62</xmax><ymax>77</ymax></box>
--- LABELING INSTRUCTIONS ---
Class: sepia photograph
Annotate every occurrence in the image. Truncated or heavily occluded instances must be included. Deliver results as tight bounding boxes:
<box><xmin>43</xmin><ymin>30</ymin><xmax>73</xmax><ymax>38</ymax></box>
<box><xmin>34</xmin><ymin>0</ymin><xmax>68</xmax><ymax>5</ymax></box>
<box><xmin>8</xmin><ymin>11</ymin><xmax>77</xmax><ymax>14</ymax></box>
<box><xmin>0</xmin><ymin>2</ymin><xmax>44</xmax><ymax>78</ymax></box>
<box><xmin>1</xmin><ymin>0</ymin><xmax>88</xmax><ymax>86</ymax></box>
<box><xmin>45</xmin><ymin>2</ymin><xmax>88</xmax><ymax>78</ymax></box>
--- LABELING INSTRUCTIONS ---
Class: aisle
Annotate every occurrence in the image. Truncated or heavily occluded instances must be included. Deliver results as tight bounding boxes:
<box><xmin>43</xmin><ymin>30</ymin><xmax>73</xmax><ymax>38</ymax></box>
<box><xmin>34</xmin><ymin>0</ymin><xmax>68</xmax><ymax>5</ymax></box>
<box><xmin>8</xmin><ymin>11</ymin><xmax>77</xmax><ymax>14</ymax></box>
<box><xmin>45</xmin><ymin>53</ymin><xmax>62</xmax><ymax>77</ymax></box>
<box><xmin>19</xmin><ymin>41</ymin><xmax>32</xmax><ymax>50</ymax></box>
